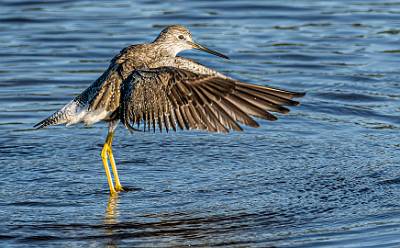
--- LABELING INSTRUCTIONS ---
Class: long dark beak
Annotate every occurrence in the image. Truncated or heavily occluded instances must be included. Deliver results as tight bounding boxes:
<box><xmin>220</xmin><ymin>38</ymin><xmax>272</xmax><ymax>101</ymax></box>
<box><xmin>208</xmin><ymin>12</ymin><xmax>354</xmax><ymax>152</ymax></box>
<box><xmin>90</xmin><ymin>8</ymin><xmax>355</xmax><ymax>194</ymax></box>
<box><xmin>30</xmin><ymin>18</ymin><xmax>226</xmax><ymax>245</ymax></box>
<box><xmin>188</xmin><ymin>41</ymin><xmax>229</xmax><ymax>60</ymax></box>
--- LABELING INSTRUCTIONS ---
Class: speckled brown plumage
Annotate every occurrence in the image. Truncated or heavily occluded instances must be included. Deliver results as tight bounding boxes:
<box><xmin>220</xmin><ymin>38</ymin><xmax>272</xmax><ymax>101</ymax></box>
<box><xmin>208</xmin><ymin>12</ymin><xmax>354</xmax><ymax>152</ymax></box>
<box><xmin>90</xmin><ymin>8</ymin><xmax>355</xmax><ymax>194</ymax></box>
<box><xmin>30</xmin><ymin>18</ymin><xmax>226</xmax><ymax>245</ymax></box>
<box><xmin>35</xmin><ymin>24</ymin><xmax>304</xmax><ymax>133</ymax></box>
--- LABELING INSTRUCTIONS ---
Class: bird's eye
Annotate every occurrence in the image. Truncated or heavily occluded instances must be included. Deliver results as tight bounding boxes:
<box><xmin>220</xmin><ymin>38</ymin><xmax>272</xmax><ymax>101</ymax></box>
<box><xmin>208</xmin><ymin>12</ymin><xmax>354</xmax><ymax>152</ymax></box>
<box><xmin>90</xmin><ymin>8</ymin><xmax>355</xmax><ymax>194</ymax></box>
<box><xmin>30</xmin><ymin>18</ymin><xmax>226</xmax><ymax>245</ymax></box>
<box><xmin>178</xmin><ymin>35</ymin><xmax>185</xmax><ymax>40</ymax></box>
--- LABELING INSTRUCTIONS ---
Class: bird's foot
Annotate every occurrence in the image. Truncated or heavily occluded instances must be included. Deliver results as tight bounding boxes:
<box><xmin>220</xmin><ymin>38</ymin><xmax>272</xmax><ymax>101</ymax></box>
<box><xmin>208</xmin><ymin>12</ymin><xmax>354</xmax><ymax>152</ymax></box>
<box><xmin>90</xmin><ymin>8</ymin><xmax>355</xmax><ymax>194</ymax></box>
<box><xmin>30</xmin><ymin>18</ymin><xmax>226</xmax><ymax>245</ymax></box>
<box><xmin>115</xmin><ymin>184</ymin><xmax>124</xmax><ymax>192</ymax></box>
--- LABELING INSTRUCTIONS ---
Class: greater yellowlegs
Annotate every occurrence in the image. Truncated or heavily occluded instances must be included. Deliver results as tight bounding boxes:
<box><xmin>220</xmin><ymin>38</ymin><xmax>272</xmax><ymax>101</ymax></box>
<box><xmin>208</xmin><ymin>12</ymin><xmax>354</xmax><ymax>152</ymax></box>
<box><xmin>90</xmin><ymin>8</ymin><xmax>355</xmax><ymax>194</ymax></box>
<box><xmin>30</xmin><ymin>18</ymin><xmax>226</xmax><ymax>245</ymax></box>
<box><xmin>35</xmin><ymin>25</ymin><xmax>305</xmax><ymax>195</ymax></box>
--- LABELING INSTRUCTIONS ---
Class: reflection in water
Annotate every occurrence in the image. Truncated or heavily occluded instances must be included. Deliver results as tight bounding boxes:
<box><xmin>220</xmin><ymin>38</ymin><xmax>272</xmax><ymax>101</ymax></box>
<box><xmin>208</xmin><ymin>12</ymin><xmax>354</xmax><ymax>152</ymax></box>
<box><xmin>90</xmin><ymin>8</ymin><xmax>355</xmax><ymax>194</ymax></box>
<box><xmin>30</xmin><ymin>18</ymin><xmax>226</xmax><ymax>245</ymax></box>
<box><xmin>104</xmin><ymin>195</ymin><xmax>120</xmax><ymax>248</ymax></box>
<box><xmin>105</xmin><ymin>195</ymin><xmax>119</xmax><ymax>225</ymax></box>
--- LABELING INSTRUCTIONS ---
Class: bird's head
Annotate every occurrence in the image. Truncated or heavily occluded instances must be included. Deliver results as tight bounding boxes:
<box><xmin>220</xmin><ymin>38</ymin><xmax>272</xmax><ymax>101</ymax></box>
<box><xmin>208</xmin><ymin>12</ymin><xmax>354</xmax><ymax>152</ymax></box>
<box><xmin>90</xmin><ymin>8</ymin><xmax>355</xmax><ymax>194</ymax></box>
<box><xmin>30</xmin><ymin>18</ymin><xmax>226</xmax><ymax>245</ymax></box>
<box><xmin>154</xmin><ymin>25</ymin><xmax>229</xmax><ymax>59</ymax></box>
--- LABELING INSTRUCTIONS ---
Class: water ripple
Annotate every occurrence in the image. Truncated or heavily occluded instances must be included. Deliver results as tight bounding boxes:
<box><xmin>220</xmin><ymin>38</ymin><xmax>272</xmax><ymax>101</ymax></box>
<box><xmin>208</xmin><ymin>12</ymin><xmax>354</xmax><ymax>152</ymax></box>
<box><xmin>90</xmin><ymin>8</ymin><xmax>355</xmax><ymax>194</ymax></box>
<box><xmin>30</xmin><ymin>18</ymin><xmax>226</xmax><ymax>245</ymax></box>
<box><xmin>1</xmin><ymin>0</ymin><xmax>400</xmax><ymax>247</ymax></box>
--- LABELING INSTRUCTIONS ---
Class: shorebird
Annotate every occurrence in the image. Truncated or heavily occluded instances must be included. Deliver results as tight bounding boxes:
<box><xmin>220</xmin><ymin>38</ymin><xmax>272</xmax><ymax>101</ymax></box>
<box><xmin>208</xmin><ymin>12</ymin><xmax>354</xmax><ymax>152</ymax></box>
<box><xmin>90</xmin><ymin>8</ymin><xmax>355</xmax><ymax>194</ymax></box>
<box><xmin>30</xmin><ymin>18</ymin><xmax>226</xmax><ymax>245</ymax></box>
<box><xmin>35</xmin><ymin>25</ymin><xmax>305</xmax><ymax>195</ymax></box>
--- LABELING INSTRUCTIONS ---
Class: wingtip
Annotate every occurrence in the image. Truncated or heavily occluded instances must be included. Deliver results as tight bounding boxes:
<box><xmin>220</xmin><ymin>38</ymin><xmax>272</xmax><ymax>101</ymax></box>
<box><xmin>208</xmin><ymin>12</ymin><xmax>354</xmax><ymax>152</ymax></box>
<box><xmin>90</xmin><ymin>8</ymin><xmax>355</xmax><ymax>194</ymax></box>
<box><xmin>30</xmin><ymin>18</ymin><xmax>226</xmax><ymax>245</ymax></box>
<box><xmin>248</xmin><ymin>120</ymin><xmax>260</xmax><ymax>128</ymax></box>
<box><xmin>269</xmin><ymin>114</ymin><xmax>278</xmax><ymax>121</ymax></box>
<box><xmin>280</xmin><ymin>106</ymin><xmax>290</xmax><ymax>114</ymax></box>
<box><xmin>294</xmin><ymin>91</ymin><xmax>306</xmax><ymax>98</ymax></box>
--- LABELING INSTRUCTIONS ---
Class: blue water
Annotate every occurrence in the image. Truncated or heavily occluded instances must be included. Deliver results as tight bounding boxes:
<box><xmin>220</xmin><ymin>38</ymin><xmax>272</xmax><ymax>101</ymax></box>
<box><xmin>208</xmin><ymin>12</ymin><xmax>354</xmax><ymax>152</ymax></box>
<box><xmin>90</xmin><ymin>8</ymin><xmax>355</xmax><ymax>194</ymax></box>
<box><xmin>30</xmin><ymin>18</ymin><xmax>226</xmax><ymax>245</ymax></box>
<box><xmin>1</xmin><ymin>0</ymin><xmax>400</xmax><ymax>247</ymax></box>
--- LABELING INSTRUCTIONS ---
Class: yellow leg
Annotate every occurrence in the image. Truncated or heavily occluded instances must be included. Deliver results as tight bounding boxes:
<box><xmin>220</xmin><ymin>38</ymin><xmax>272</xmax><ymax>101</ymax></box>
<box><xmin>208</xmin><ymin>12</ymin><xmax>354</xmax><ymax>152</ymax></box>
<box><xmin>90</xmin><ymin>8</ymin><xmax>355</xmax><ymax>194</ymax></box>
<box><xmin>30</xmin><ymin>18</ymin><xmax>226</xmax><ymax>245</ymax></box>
<box><xmin>109</xmin><ymin>153</ymin><xmax>124</xmax><ymax>191</ymax></box>
<box><xmin>101</xmin><ymin>142</ymin><xmax>117</xmax><ymax>195</ymax></box>
<box><xmin>106</xmin><ymin>132</ymin><xmax>124</xmax><ymax>192</ymax></box>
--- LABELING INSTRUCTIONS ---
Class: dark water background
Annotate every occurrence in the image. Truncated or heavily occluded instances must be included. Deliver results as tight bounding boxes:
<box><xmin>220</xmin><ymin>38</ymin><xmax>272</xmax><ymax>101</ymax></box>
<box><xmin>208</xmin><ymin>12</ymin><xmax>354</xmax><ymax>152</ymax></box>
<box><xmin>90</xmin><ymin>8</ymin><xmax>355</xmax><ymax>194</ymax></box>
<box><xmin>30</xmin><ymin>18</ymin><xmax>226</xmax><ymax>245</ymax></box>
<box><xmin>2</xmin><ymin>0</ymin><xmax>400</xmax><ymax>247</ymax></box>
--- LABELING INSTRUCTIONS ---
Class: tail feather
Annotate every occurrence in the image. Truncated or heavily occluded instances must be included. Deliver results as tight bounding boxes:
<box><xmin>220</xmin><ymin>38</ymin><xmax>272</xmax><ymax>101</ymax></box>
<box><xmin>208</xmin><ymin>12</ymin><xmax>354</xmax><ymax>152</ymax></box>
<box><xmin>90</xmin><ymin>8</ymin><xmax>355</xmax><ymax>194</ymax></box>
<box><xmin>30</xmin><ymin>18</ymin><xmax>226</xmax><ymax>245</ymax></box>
<box><xmin>34</xmin><ymin>110</ymin><xmax>67</xmax><ymax>129</ymax></box>
<box><xmin>34</xmin><ymin>100</ymin><xmax>79</xmax><ymax>129</ymax></box>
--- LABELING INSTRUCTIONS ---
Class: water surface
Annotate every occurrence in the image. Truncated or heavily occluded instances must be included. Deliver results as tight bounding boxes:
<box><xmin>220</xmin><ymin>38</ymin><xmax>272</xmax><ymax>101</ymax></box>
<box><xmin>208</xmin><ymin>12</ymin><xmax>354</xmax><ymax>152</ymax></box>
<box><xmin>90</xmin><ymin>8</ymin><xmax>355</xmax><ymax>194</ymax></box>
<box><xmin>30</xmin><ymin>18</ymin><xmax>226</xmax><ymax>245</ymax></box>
<box><xmin>1</xmin><ymin>0</ymin><xmax>400</xmax><ymax>247</ymax></box>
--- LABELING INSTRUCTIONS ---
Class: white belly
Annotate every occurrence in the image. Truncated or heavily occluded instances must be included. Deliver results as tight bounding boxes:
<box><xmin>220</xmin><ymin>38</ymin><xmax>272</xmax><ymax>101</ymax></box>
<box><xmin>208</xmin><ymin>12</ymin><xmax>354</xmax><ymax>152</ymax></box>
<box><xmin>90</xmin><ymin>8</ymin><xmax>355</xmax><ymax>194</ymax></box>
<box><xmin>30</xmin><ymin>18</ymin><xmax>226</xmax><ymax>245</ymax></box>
<box><xmin>63</xmin><ymin>101</ymin><xmax>113</xmax><ymax>126</ymax></box>
<box><xmin>82</xmin><ymin>109</ymin><xmax>113</xmax><ymax>125</ymax></box>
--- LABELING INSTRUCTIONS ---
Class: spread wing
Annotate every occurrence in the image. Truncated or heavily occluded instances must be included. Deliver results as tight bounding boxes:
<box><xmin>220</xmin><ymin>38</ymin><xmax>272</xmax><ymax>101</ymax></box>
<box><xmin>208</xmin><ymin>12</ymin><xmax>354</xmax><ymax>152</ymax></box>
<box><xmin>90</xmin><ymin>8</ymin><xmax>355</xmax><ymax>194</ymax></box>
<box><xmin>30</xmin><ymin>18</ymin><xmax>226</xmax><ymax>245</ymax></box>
<box><xmin>120</xmin><ymin>67</ymin><xmax>304</xmax><ymax>133</ymax></box>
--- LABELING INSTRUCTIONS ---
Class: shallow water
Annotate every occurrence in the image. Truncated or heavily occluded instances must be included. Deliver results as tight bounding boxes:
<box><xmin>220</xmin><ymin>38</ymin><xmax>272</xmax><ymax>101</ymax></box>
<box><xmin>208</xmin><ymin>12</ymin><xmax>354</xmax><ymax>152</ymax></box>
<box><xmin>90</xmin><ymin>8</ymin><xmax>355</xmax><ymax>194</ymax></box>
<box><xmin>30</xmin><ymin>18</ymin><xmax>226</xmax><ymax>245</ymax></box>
<box><xmin>1</xmin><ymin>0</ymin><xmax>400</xmax><ymax>247</ymax></box>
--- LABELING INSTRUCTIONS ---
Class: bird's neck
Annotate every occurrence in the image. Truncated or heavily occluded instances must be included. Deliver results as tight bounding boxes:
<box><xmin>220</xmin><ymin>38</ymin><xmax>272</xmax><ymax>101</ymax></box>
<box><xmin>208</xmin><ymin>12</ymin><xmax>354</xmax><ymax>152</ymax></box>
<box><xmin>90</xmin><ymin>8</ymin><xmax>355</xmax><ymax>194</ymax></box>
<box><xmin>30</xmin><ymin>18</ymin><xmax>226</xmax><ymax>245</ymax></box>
<box><xmin>152</xmin><ymin>40</ymin><xmax>185</xmax><ymax>58</ymax></box>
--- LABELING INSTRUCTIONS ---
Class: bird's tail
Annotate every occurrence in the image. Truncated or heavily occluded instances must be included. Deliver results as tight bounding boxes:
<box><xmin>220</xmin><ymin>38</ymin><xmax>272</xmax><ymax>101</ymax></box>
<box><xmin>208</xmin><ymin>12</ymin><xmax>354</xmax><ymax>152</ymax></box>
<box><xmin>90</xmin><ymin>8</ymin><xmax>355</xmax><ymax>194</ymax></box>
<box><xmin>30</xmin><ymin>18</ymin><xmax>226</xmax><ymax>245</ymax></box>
<box><xmin>34</xmin><ymin>100</ymin><xmax>78</xmax><ymax>129</ymax></box>
<box><xmin>34</xmin><ymin>110</ymin><xmax>68</xmax><ymax>129</ymax></box>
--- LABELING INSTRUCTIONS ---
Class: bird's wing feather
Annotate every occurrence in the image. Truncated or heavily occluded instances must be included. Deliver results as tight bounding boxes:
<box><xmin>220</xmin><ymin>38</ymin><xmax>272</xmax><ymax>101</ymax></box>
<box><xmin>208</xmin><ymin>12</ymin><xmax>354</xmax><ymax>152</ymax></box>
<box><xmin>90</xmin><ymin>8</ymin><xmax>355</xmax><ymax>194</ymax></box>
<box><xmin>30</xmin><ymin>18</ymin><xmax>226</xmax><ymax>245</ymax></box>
<box><xmin>120</xmin><ymin>67</ymin><xmax>304</xmax><ymax>133</ymax></box>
